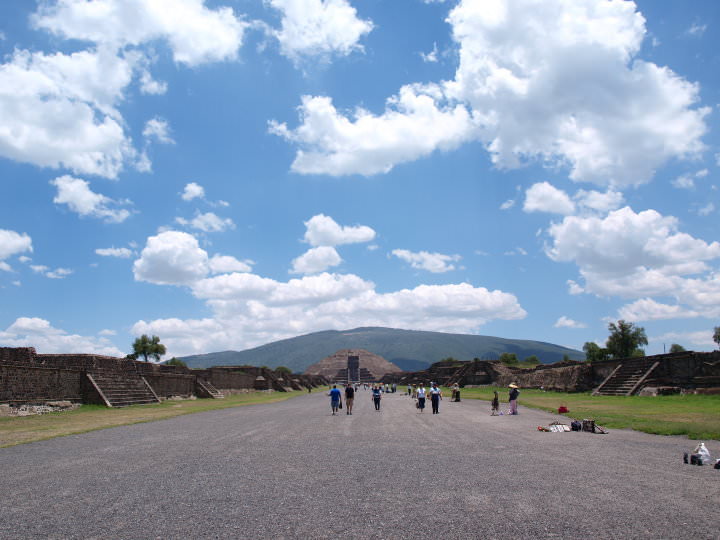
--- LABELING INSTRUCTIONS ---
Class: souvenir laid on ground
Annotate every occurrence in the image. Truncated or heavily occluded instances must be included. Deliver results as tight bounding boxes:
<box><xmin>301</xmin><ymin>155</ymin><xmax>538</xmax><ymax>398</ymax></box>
<box><xmin>685</xmin><ymin>443</ymin><xmax>712</xmax><ymax>465</ymax></box>
<box><xmin>558</xmin><ymin>405</ymin><xmax>569</xmax><ymax>414</ymax></box>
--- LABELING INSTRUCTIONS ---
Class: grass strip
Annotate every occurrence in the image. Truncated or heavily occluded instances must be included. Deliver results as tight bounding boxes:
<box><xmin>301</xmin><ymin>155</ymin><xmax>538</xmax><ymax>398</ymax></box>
<box><xmin>453</xmin><ymin>386</ymin><xmax>720</xmax><ymax>440</ymax></box>
<box><xmin>0</xmin><ymin>391</ymin><xmax>305</xmax><ymax>448</ymax></box>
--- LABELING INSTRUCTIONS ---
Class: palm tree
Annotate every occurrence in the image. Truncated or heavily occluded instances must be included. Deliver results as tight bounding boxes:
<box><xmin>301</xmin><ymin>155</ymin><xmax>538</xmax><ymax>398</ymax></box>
<box><xmin>130</xmin><ymin>334</ymin><xmax>166</xmax><ymax>362</ymax></box>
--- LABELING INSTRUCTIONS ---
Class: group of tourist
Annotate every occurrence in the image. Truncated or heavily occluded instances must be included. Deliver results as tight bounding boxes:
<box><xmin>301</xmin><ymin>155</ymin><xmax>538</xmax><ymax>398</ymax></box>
<box><xmin>328</xmin><ymin>381</ymin><xmax>521</xmax><ymax>416</ymax></box>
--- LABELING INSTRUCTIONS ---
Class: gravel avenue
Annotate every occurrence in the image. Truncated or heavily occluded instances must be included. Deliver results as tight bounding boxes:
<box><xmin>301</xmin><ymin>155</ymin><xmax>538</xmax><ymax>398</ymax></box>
<box><xmin>1</xmin><ymin>390</ymin><xmax>718</xmax><ymax>539</ymax></box>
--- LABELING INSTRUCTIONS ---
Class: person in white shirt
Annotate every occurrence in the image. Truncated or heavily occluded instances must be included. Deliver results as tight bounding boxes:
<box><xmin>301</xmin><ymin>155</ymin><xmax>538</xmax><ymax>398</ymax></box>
<box><xmin>416</xmin><ymin>384</ymin><xmax>426</xmax><ymax>412</ymax></box>
<box><xmin>429</xmin><ymin>382</ymin><xmax>443</xmax><ymax>414</ymax></box>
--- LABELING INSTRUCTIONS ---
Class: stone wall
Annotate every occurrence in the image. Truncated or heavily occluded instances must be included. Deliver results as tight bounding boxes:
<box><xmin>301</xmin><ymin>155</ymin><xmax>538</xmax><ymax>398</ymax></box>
<box><xmin>143</xmin><ymin>373</ymin><xmax>195</xmax><ymax>398</ymax></box>
<box><xmin>0</xmin><ymin>364</ymin><xmax>83</xmax><ymax>404</ymax></box>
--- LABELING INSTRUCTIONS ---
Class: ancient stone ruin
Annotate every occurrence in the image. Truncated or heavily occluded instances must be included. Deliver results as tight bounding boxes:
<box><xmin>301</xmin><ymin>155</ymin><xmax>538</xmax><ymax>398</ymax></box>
<box><xmin>380</xmin><ymin>350</ymin><xmax>720</xmax><ymax>395</ymax></box>
<box><xmin>0</xmin><ymin>347</ymin><xmax>328</xmax><ymax>410</ymax></box>
<box><xmin>304</xmin><ymin>348</ymin><xmax>402</xmax><ymax>383</ymax></box>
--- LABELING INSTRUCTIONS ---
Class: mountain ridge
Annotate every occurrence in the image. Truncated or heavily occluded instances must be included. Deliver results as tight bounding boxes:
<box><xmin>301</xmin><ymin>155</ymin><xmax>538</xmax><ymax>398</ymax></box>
<box><xmin>178</xmin><ymin>327</ymin><xmax>585</xmax><ymax>372</ymax></box>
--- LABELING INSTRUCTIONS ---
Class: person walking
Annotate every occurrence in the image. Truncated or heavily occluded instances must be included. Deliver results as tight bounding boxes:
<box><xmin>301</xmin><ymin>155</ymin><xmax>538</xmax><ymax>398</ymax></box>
<box><xmin>345</xmin><ymin>383</ymin><xmax>355</xmax><ymax>415</ymax></box>
<box><xmin>372</xmin><ymin>385</ymin><xmax>382</xmax><ymax>410</ymax></box>
<box><xmin>416</xmin><ymin>384</ymin><xmax>426</xmax><ymax>413</ymax></box>
<box><xmin>508</xmin><ymin>383</ymin><xmax>520</xmax><ymax>415</ymax></box>
<box><xmin>329</xmin><ymin>385</ymin><xmax>342</xmax><ymax>415</ymax></box>
<box><xmin>430</xmin><ymin>382</ymin><xmax>442</xmax><ymax>414</ymax></box>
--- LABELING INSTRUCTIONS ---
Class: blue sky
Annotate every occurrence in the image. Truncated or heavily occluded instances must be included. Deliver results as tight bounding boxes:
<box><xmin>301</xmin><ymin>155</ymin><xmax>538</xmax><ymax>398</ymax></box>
<box><xmin>1</xmin><ymin>0</ymin><xmax>719</xmax><ymax>359</ymax></box>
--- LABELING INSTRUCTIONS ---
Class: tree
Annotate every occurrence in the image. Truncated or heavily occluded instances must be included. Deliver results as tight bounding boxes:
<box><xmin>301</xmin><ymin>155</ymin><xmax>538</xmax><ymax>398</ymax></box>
<box><xmin>165</xmin><ymin>357</ymin><xmax>187</xmax><ymax>368</ymax></box>
<box><xmin>714</xmin><ymin>326</ymin><xmax>720</xmax><ymax>349</ymax></box>
<box><xmin>583</xmin><ymin>342</ymin><xmax>609</xmax><ymax>363</ymax></box>
<box><xmin>605</xmin><ymin>320</ymin><xmax>647</xmax><ymax>359</ymax></box>
<box><xmin>499</xmin><ymin>352</ymin><xmax>518</xmax><ymax>366</ymax></box>
<box><xmin>275</xmin><ymin>366</ymin><xmax>292</xmax><ymax>375</ymax></box>
<box><xmin>669</xmin><ymin>343</ymin><xmax>686</xmax><ymax>353</ymax></box>
<box><xmin>130</xmin><ymin>334</ymin><xmax>166</xmax><ymax>362</ymax></box>
<box><xmin>523</xmin><ymin>355</ymin><xmax>540</xmax><ymax>365</ymax></box>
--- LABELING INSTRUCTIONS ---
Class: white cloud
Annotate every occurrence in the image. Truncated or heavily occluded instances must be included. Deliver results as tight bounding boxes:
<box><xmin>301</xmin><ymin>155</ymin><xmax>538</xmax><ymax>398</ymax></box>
<box><xmin>290</xmin><ymin>246</ymin><xmax>342</xmax><ymax>274</ymax></box>
<box><xmin>523</xmin><ymin>182</ymin><xmax>575</xmax><ymax>215</ymax></box>
<box><xmin>651</xmin><ymin>330</ymin><xmax>714</xmax><ymax>349</ymax></box>
<box><xmin>30</xmin><ymin>265</ymin><xmax>73</xmax><ymax>279</ymax></box>
<box><xmin>698</xmin><ymin>203</ymin><xmax>715</xmax><ymax>217</ymax></box>
<box><xmin>0</xmin><ymin>317</ymin><xmax>123</xmax><ymax>356</ymax></box>
<box><xmin>303</xmin><ymin>214</ymin><xmax>375</xmax><ymax>246</ymax></box>
<box><xmin>547</xmin><ymin>207</ymin><xmax>720</xmax><ymax>313</ymax></box>
<box><xmin>143</xmin><ymin>117</ymin><xmax>174</xmax><ymax>144</ymax></box>
<box><xmin>672</xmin><ymin>174</ymin><xmax>694</xmax><ymax>189</ymax></box>
<box><xmin>274</xmin><ymin>0</ymin><xmax>708</xmax><ymax>184</ymax></box>
<box><xmin>574</xmin><ymin>189</ymin><xmax>624</xmax><ymax>213</ymax></box>
<box><xmin>0</xmin><ymin>262</ymin><xmax>12</xmax><ymax>272</ymax></box>
<box><xmin>618</xmin><ymin>298</ymin><xmax>700</xmax><ymax>321</ymax></box>
<box><xmin>421</xmin><ymin>42</ymin><xmax>439</xmax><ymax>63</ymax></box>
<box><xmin>181</xmin><ymin>182</ymin><xmax>205</xmax><ymax>201</ymax></box>
<box><xmin>95</xmin><ymin>247</ymin><xmax>133</xmax><ymax>258</ymax></box>
<box><xmin>134</xmin><ymin>276</ymin><xmax>526</xmax><ymax>356</ymax></box>
<box><xmin>98</xmin><ymin>329</ymin><xmax>117</xmax><ymax>336</ymax></box>
<box><xmin>0</xmin><ymin>48</ymin><xmax>135</xmax><ymax>178</ymax></box>
<box><xmin>504</xmin><ymin>247</ymin><xmax>527</xmax><ymax>256</ymax></box>
<box><xmin>176</xmin><ymin>212</ymin><xmax>235</xmax><ymax>233</ymax></box>
<box><xmin>133</xmin><ymin>231</ymin><xmax>209</xmax><ymax>285</ymax></box>
<box><xmin>0</xmin><ymin>229</ymin><xmax>33</xmax><ymax>260</ymax></box>
<box><xmin>209</xmin><ymin>254</ymin><xmax>253</xmax><ymax>274</ymax></box>
<box><xmin>444</xmin><ymin>0</ymin><xmax>708</xmax><ymax>188</ymax></box>
<box><xmin>270</xmin><ymin>87</ymin><xmax>478</xmax><ymax>176</ymax></box>
<box><xmin>138</xmin><ymin>67</ymin><xmax>167</xmax><ymax>95</ymax></box>
<box><xmin>499</xmin><ymin>199</ymin><xmax>515</xmax><ymax>210</ymax></box>
<box><xmin>686</xmin><ymin>23</ymin><xmax>707</xmax><ymax>37</ymax></box>
<box><xmin>267</xmin><ymin>0</ymin><xmax>373</xmax><ymax>62</ymax></box>
<box><xmin>51</xmin><ymin>175</ymin><xmax>132</xmax><ymax>223</ymax></box>
<box><xmin>392</xmin><ymin>249</ymin><xmax>461</xmax><ymax>273</ymax></box>
<box><xmin>554</xmin><ymin>316</ymin><xmax>586</xmax><ymax>329</ymax></box>
<box><xmin>33</xmin><ymin>0</ymin><xmax>248</xmax><ymax>67</ymax></box>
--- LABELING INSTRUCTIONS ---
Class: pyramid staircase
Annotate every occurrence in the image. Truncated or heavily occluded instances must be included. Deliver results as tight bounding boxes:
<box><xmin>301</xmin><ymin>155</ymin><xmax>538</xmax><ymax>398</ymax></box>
<box><xmin>445</xmin><ymin>363</ymin><xmax>472</xmax><ymax>388</ymax></box>
<box><xmin>592</xmin><ymin>357</ymin><xmax>660</xmax><ymax>396</ymax></box>
<box><xmin>86</xmin><ymin>370</ymin><xmax>161</xmax><ymax>407</ymax></box>
<box><xmin>196</xmin><ymin>378</ymin><xmax>224</xmax><ymax>399</ymax></box>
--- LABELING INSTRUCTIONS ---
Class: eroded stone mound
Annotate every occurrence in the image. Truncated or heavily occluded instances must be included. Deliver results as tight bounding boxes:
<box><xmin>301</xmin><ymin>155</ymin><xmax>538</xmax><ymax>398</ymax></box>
<box><xmin>304</xmin><ymin>349</ymin><xmax>401</xmax><ymax>382</ymax></box>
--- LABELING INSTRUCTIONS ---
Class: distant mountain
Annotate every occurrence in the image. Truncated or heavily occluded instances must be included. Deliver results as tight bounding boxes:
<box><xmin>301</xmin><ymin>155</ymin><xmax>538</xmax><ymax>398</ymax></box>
<box><xmin>178</xmin><ymin>327</ymin><xmax>585</xmax><ymax>372</ymax></box>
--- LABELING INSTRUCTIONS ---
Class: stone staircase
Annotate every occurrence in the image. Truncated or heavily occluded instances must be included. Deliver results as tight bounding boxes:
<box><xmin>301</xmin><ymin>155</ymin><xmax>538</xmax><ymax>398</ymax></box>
<box><xmin>195</xmin><ymin>378</ymin><xmax>224</xmax><ymax>399</ymax></box>
<box><xmin>87</xmin><ymin>370</ymin><xmax>161</xmax><ymax>407</ymax></box>
<box><xmin>593</xmin><ymin>357</ymin><xmax>660</xmax><ymax>396</ymax></box>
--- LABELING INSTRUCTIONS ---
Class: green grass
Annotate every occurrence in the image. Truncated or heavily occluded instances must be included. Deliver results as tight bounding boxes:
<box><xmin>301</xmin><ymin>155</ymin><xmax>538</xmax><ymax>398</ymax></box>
<box><xmin>0</xmin><ymin>391</ymin><xmax>305</xmax><ymax>448</ymax></box>
<box><xmin>452</xmin><ymin>386</ymin><xmax>720</xmax><ymax>440</ymax></box>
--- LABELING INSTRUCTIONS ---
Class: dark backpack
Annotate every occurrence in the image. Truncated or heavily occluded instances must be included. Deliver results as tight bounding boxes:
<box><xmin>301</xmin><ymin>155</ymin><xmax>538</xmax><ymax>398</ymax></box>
<box><xmin>571</xmin><ymin>420</ymin><xmax>582</xmax><ymax>431</ymax></box>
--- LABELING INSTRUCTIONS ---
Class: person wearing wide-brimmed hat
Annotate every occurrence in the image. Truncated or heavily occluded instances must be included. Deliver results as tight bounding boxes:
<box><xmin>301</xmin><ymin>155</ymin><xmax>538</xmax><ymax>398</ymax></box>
<box><xmin>508</xmin><ymin>383</ymin><xmax>520</xmax><ymax>415</ymax></box>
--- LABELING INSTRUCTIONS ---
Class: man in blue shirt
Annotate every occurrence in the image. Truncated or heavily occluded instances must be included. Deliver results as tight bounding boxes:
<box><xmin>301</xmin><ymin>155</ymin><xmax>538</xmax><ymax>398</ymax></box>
<box><xmin>329</xmin><ymin>385</ymin><xmax>342</xmax><ymax>415</ymax></box>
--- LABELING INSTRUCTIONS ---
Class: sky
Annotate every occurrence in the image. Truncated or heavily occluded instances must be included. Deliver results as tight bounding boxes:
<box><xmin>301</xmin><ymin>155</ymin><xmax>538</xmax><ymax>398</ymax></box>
<box><xmin>1</xmin><ymin>0</ymin><xmax>719</xmax><ymax>360</ymax></box>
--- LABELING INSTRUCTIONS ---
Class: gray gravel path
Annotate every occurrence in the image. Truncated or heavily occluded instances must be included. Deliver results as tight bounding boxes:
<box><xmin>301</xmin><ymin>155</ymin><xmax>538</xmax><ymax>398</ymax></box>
<box><xmin>1</xmin><ymin>390</ymin><xmax>719</xmax><ymax>539</ymax></box>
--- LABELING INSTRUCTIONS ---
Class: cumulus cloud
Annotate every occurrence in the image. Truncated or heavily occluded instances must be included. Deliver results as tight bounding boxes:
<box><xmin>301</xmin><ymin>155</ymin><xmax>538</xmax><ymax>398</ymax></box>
<box><xmin>546</xmin><ymin>207</ymin><xmax>720</xmax><ymax>317</ymax></box>
<box><xmin>651</xmin><ymin>330</ymin><xmax>714</xmax><ymax>349</ymax></box>
<box><xmin>134</xmin><ymin>276</ymin><xmax>526</xmax><ymax>356</ymax></box>
<box><xmin>32</xmin><ymin>0</ymin><xmax>248</xmax><ymax>67</ymax></box>
<box><xmin>30</xmin><ymin>265</ymin><xmax>73</xmax><ymax>279</ymax></box>
<box><xmin>51</xmin><ymin>175</ymin><xmax>132</xmax><ymax>223</ymax></box>
<box><xmin>267</xmin><ymin>0</ymin><xmax>373</xmax><ymax>62</ymax></box>
<box><xmin>0</xmin><ymin>229</ymin><xmax>32</xmax><ymax>260</ymax></box>
<box><xmin>0</xmin><ymin>317</ymin><xmax>123</xmax><ymax>356</ymax></box>
<box><xmin>524</xmin><ymin>182</ymin><xmax>575</xmax><ymax>215</ymax></box>
<box><xmin>553</xmin><ymin>316</ymin><xmax>586</xmax><ymax>329</ymax></box>
<box><xmin>95</xmin><ymin>247</ymin><xmax>133</xmax><ymax>258</ymax></box>
<box><xmin>133</xmin><ymin>231</ymin><xmax>209</xmax><ymax>285</ymax></box>
<box><xmin>175</xmin><ymin>212</ymin><xmax>235</xmax><ymax>233</ymax></box>
<box><xmin>698</xmin><ymin>203</ymin><xmax>715</xmax><ymax>217</ymax></box>
<box><xmin>181</xmin><ymin>182</ymin><xmax>205</xmax><ymax>201</ymax></box>
<box><xmin>209</xmin><ymin>254</ymin><xmax>253</xmax><ymax>274</ymax></box>
<box><xmin>303</xmin><ymin>214</ymin><xmax>375</xmax><ymax>246</ymax></box>
<box><xmin>499</xmin><ymin>199</ymin><xmax>515</xmax><ymax>210</ymax></box>
<box><xmin>270</xmin><ymin>87</ymin><xmax>479</xmax><ymax>176</ymax></box>
<box><xmin>392</xmin><ymin>249</ymin><xmax>461</xmax><ymax>273</ymax></box>
<box><xmin>274</xmin><ymin>0</ymin><xmax>708</xmax><ymax>184</ymax></box>
<box><xmin>617</xmin><ymin>298</ymin><xmax>701</xmax><ymax>321</ymax></box>
<box><xmin>290</xmin><ymin>246</ymin><xmax>342</xmax><ymax>274</ymax></box>
<box><xmin>574</xmin><ymin>189</ymin><xmax>624</xmax><ymax>213</ymax></box>
<box><xmin>143</xmin><ymin>117</ymin><xmax>174</xmax><ymax>144</ymax></box>
<box><xmin>0</xmin><ymin>48</ymin><xmax>135</xmax><ymax>178</ymax></box>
